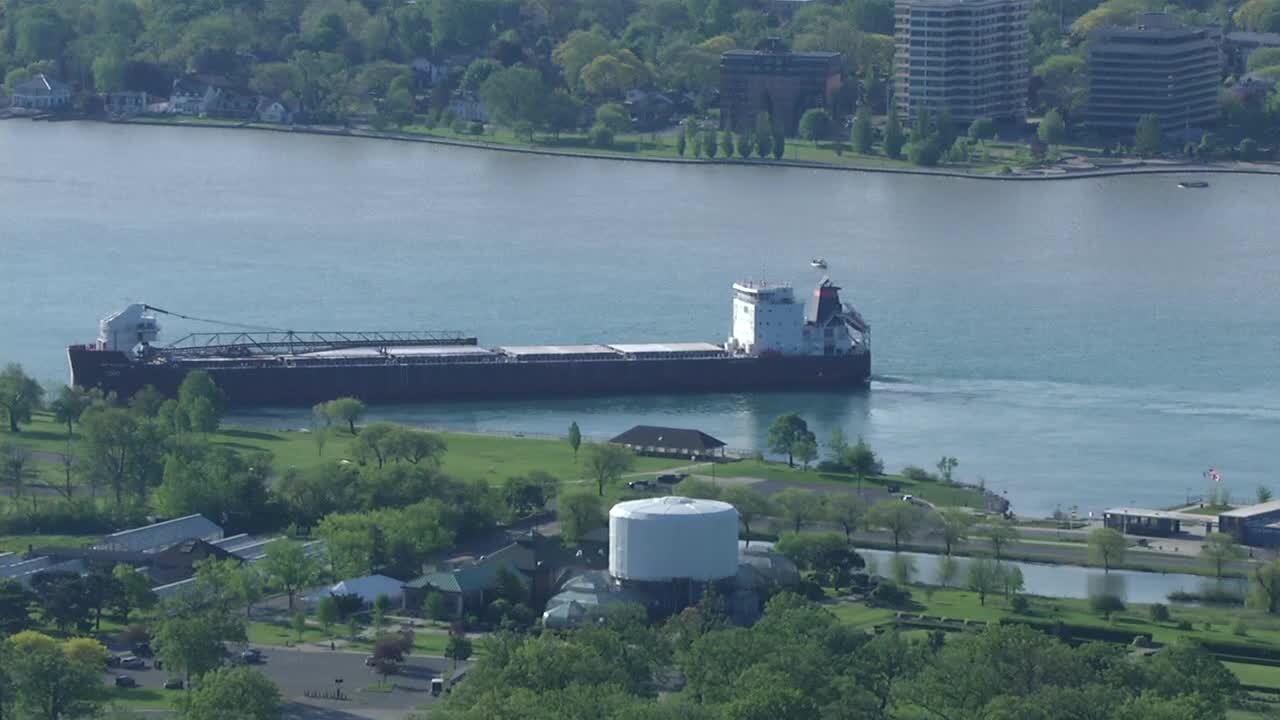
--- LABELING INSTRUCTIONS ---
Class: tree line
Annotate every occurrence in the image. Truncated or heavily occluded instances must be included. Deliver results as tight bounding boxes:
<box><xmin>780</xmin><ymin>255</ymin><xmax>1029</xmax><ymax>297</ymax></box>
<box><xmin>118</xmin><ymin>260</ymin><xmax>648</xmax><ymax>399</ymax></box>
<box><xmin>427</xmin><ymin>590</ymin><xmax>1241</xmax><ymax>720</ymax></box>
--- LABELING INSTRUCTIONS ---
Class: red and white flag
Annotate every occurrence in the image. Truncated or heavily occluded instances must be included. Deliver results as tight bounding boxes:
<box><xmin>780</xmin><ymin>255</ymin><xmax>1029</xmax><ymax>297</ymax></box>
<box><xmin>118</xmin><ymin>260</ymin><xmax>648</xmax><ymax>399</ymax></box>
<box><xmin>1205</xmin><ymin>468</ymin><xmax>1222</xmax><ymax>483</ymax></box>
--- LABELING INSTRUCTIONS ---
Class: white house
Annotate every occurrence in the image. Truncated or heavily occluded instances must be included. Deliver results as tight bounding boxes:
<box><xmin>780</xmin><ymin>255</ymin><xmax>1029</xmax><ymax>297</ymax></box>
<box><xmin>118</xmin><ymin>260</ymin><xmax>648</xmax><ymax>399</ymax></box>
<box><xmin>11</xmin><ymin>74</ymin><xmax>72</xmax><ymax>111</ymax></box>
<box><xmin>255</xmin><ymin>97</ymin><xmax>295</xmax><ymax>124</ymax></box>
<box><xmin>448</xmin><ymin>92</ymin><xmax>488</xmax><ymax>123</ymax></box>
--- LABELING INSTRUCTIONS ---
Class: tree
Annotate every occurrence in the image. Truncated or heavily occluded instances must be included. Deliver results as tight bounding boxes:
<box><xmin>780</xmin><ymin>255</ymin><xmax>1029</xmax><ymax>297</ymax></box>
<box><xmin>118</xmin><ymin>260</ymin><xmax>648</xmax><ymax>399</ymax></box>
<box><xmin>774</xmin><ymin>488</ymin><xmax>824</xmax><ymax>534</ymax></box>
<box><xmin>445</xmin><ymin>632</ymin><xmax>473</xmax><ymax>673</ymax></box>
<box><xmin>1135</xmin><ymin>113</ymin><xmax>1162</xmax><ymax>157</ymax></box>
<box><xmin>62</xmin><ymin>637</ymin><xmax>107</xmax><ymax>670</ymax></box>
<box><xmin>1001</xmin><ymin>565</ymin><xmax>1024</xmax><ymax>600</ymax></box>
<box><xmin>737</xmin><ymin>129</ymin><xmax>752</xmax><ymax>159</ymax></box>
<box><xmin>825</xmin><ymin>494</ymin><xmax>867</xmax><ymax>542</ymax></box>
<box><xmin>722</xmin><ymin>486</ymin><xmax>771</xmax><ymax>545</ymax></box>
<box><xmin>676</xmin><ymin>131</ymin><xmax>687</xmax><ymax>157</ymax></box>
<box><xmin>502</xmin><ymin>472</ymin><xmax>557</xmax><ymax>517</ymax></box>
<box><xmin>883</xmin><ymin>110</ymin><xmax>905</xmax><ymax>159</ymax></box>
<box><xmin>49</xmin><ymin>385</ymin><xmax>92</xmax><ymax>438</ymax></box>
<box><xmin>792</xmin><ymin>436</ymin><xmax>818</xmax><ymax>470</ymax></box>
<box><xmin>292</xmin><ymin>610</ymin><xmax>308</xmax><ymax>641</ymax></box>
<box><xmin>936</xmin><ymin>456</ymin><xmax>958</xmax><ymax>483</ymax></box>
<box><xmin>754</xmin><ymin>113</ymin><xmax>773</xmax><ymax>158</ymax></box>
<box><xmin>936</xmin><ymin>554</ymin><xmax>959</xmax><ymax>588</ymax></box>
<box><xmin>1037</xmin><ymin>109</ymin><xmax>1067</xmax><ymax>145</ymax></box>
<box><xmin>423</xmin><ymin>591</ymin><xmax>447</xmax><ymax>621</ymax></box>
<box><xmin>704</xmin><ymin>130</ymin><xmax>718</xmax><ymax>158</ymax></box>
<box><xmin>560</xmin><ymin>491</ymin><xmax>606</xmax><ymax>544</ymax></box>
<box><xmin>156</xmin><ymin>612</ymin><xmax>243</xmax><ymax>682</ymax></box>
<box><xmin>177</xmin><ymin>371</ymin><xmax>225</xmax><ymax>433</ymax></box>
<box><xmin>845</xmin><ymin>437</ymin><xmax>884</xmax><ymax>482</ymax></box>
<box><xmin>890</xmin><ymin>553</ymin><xmax>916</xmax><ymax>586</ymax></box>
<box><xmin>261</xmin><ymin>539</ymin><xmax>320</xmax><ymax>612</ymax></box>
<box><xmin>721</xmin><ymin>130</ymin><xmax>734</xmax><ymax>158</ymax></box>
<box><xmin>798</xmin><ymin>108</ymin><xmax>833</xmax><ymax>143</ymax></box>
<box><xmin>180</xmin><ymin>666</ymin><xmax>279</xmax><ymax>720</ymax></box>
<box><xmin>1089</xmin><ymin>593</ymin><xmax>1125</xmax><ymax>620</ymax></box>
<box><xmin>10</xmin><ymin>643</ymin><xmax>100</xmax><ymax>720</ymax></box>
<box><xmin>907</xmin><ymin>134</ymin><xmax>942</xmax><ymax>166</ymax></box>
<box><xmin>325</xmin><ymin>397</ymin><xmax>366</xmax><ymax>434</ymax></box>
<box><xmin>110</xmin><ymin>564</ymin><xmax>155</xmax><ymax>622</ymax></box>
<box><xmin>31</xmin><ymin>573</ymin><xmax>92</xmax><ymax>634</ymax></box>
<box><xmin>850</xmin><ymin>108</ymin><xmax>872</xmax><ymax>153</ymax></box>
<box><xmin>586</xmin><ymin>443</ymin><xmax>634</xmax><ymax>496</ymax></box>
<box><xmin>316</xmin><ymin>595</ymin><xmax>339</xmax><ymax>637</ymax></box>
<box><xmin>1255</xmin><ymin>559</ymin><xmax>1280</xmax><ymax>614</ymax></box>
<box><xmin>1033</xmin><ymin>55</ymin><xmax>1087</xmax><ymax>119</ymax></box>
<box><xmin>936</xmin><ymin>508</ymin><xmax>973</xmax><ymax>555</ymax></box>
<box><xmin>868</xmin><ymin>499</ymin><xmax>925</xmax><ymax>551</ymax></box>
<box><xmin>967</xmin><ymin>117</ymin><xmax>995</xmax><ymax>144</ymax></box>
<box><xmin>1087</xmin><ymin>528</ymin><xmax>1127</xmax><ymax>573</ymax></box>
<box><xmin>967</xmin><ymin>557</ymin><xmax>1001</xmax><ymax>605</ymax></box>
<box><xmin>568</xmin><ymin>421</ymin><xmax>582</xmax><ymax>462</ymax></box>
<box><xmin>1258</xmin><ymin>486</ymin><xmax>1273</xmax><ymax>504</ymax></box>
<box><xmin>0</xmin><ymin>443</ymin><xmax>35</xmax><ymax>511</ymax></box>
<box><xmin>772</xmin><ymin>126</ymin><xmax>785</xmax><ymax>160</ymax></box>
<box><xmin>767</xmin><ymin>413</ymin><xmax>814</xmax><ymax>467</ymax></box>
<box><xmin>980</xmin><ymin>519</ymin><xmax>1020</xmax><ymax>560</ymax></box>
<box><xmin>481</xmin><ymin>66</ymin><xmax>548</xmax><ymax>129</ymax></box>
<box><xmin>0</xmin><ymin>364</ymin><xmax>43</xmax><ymax>433</ymax></box>
<box><xmin>0</xmin><ymin>580</ymin><xmax>33</xmax><ymax>635</ymax></box>
<box><xmin>1201</xmin><ymin>532</ymin><xmax>1245</xmax><ymax>580</ymax></box>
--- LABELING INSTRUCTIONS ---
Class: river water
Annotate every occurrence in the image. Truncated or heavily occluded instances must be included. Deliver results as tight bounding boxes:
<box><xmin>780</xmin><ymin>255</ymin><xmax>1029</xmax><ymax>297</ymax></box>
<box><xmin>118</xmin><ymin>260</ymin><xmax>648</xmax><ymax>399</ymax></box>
<box><xmin>2</xmin><ymin>121</ymin><xmax>1278</xmax><ymax>516</ymax></box>
<box><xmin>856</xmin><ymin>549</ymin><xmax>1247</xmax><ymax>604</ymax></box>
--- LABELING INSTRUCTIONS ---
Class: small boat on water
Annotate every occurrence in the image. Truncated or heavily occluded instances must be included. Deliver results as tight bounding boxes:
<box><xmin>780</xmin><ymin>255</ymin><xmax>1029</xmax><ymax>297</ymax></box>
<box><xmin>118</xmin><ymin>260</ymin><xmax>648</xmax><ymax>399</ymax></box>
<box><xmin>811</xmin><ymin>258</ymin><xmax>828</xmax><ymax>269</ymax></box>
<box><xmin>1178</xmin><ymin>180</ymin><xmax>1209</xmax><ymax>189</ymax></box>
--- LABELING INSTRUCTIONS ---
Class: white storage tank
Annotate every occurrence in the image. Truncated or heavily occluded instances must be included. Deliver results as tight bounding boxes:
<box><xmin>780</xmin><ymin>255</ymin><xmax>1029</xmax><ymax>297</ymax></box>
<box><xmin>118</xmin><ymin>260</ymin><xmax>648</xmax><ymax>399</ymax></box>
<box><xmin>609</xmin><ymin>496</ymin><xmax>740</xmax><ymax>582</ymax></box>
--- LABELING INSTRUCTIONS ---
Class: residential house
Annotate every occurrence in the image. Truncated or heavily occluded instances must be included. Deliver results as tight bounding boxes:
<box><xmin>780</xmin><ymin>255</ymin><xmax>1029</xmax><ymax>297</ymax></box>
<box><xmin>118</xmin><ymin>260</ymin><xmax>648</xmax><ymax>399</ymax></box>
<box><xmin>623</xmin><ymin>89</ymin><xmax>675</xmax><ymax>130</ymax></box>
<box><xmin>256</xmin><ymin>96</ymin><xmax>296</xmax><ymax>124</ymax></box>
<box><xmin>104</xmin><ymin>90</ymin><xmax>149</xmax><ymax>117</ymax></box>
<box><xmin>11</xmin><ymin>74</ymin><xmax>72</xmax><ymax>111</ymax></box>
<box><xmin>306</xmin><ymin>574</ymin><xmax>405</xmax><ymax>607</ymax></box>
<box><xmin>448</xmin><ymin>92</ymin><xmax>488</xmax><ymax>123</ymax></box>
<box><xmin>404</xmin><ymin>532</ymin><xmax>571</xmax><ymax>618</ymax></box>
<box><xmin>169</xmin><ymin>75</ymin><xmax>257</xmax><ymax>119</ymax></box>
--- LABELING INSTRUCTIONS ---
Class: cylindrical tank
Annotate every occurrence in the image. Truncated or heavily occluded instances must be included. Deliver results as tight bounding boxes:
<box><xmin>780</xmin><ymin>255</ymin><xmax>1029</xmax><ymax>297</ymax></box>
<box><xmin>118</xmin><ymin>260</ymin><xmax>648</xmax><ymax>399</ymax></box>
<box><xmin>609</xmin><ymin>496</ymin><xmax>739</xmax><ymax>582</ymax></box>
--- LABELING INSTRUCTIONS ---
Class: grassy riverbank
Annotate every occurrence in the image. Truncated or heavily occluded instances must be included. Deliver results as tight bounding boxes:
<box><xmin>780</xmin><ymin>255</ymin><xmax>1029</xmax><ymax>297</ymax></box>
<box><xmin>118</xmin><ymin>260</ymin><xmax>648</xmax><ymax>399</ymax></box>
<box><xmin>116</xmin><ymin>116</ymin><xmax>1280</xmax><ymax>181</ymax></box>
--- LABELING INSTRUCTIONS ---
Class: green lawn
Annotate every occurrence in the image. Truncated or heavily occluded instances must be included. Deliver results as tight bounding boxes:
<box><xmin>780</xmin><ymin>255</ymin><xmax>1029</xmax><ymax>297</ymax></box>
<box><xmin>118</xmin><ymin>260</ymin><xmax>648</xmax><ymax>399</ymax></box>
<box><xmin>245</xmin><ymin>619</ymin><xmax>334</xmax><ymax>646</ymax></box>
<box><xmin>0</xmin><ymin>534</ymin><xmax>99</xmax><ymax>553</ymax></box>
<box><xmin>1225</xmin><ymin>662</ymin><xmax>1280</xmax><ymax>689</ymax></box>
<box><xmin>101</xmin><ymin>686</ymin><xmax>176</xmax><ymax>710</ymax></box>
<box><xmin>721</xmin><ymin>459</ymin><xmax>988</xmax><ymax>509</ymax></box>
<box><xmin>833</xmin><ymin>587</ymin><xmax>1280</xmax><ymax>652</ymax></box>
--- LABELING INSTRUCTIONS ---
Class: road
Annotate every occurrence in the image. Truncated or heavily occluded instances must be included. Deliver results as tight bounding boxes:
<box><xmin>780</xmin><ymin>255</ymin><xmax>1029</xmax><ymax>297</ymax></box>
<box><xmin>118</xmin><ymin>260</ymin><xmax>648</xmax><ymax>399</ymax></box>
<box><xmin>105</xmin><ymin>646</ymin><xmax>455</xmax><ymax>719</ymax></box>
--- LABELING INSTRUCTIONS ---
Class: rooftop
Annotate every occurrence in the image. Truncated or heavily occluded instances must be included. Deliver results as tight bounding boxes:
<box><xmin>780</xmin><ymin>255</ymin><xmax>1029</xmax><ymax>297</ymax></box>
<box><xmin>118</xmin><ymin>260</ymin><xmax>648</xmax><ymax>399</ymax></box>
<box><xmin>611</xmin><ymin>495</ymin><xmax>737</xmax><ymax>518</ymax></box>
<box><xmin>610</xmin><ymin>425</ymin><xmax>728</xmax><ymax>450</ymax></box>
<box><xmin>95</xmin><ymin>514</ymin><xmax>223</xmax><ymax>553</ymax></box>
<box><xmin>1219</xmin><ymin>500</ymin><xmax>1280</xmax><ymax>518</ymax></box>
<box><xmin>1103</xmin><ymin>507</ymin><xmax>1210</xmax><ymax>523</ymax></box>
<box><xmin>608</xmin><ymin>342</ymin><xmax>726</xmax><ymax>355</ymax></box>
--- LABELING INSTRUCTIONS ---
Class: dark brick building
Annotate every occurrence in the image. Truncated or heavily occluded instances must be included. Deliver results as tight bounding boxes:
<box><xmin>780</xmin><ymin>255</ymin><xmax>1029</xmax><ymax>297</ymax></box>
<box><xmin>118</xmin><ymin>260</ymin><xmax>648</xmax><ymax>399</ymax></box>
<box><xmin>719</xmin><ymin>38</ymin><xmax>843</xmax><ymax>136</ymax></box>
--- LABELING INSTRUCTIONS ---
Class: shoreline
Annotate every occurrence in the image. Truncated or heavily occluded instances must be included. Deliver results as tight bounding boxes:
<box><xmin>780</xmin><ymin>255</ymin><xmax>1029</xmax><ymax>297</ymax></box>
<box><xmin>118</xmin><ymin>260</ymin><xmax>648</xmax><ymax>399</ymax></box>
<box><xmin>51</xmin><ymin>115</ymin><xmax>1280</xmax><ymax>182</ymax></box>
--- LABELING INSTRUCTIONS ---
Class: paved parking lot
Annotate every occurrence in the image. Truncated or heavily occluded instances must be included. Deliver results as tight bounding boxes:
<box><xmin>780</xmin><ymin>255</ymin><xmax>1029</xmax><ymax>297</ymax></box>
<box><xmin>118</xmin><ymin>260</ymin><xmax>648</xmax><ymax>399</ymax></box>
<box><xmin>104</xmin><ymin>647</ymin><xmax>453</xmax><ymax>718</ymax></box>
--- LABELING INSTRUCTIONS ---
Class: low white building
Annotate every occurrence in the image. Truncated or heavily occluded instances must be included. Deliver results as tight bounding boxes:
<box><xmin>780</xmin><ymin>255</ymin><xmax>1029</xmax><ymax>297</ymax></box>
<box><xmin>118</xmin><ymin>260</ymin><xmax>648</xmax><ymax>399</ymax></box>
<box><xmin>11</xmin><ymin>74</ymin><xmax>72</xmax><ymax>111</ymax></box>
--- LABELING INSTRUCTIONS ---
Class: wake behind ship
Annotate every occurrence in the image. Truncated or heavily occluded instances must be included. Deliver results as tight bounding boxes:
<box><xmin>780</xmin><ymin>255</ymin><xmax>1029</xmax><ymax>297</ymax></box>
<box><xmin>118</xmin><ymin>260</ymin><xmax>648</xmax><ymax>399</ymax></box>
<box><xmin>68</xmin><ymin>278</ymin><xmax>871</xmax><ymax>406</ymax></box>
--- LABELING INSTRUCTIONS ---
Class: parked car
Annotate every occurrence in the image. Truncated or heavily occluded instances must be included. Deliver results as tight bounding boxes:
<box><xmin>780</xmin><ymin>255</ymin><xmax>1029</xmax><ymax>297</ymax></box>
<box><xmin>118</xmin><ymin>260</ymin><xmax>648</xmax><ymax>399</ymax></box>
<box><xmin>240</xmin><ymin>649</ymin><xmax>263</xmax><ymax>664</ymax></box>
<box><xmin>114</xmin><ymin>676</ymin><xmax>137</xmax><ymax>688</ymax></box>
<box><xmin>132</xmin><ymin>642</ymin><xmax>153</xmax><ymax>658</ymax></box>
<box><xmin>119</xmin><ymin>656</ymin><xmax>146</xmax><ymax>670</ymax></box>
<box><xmin>627</xmin><ymin>479</ymin><xmax>654</xmax><ymax>490</ymax></box>
<box><xmin>431</xmin><ymin>677</ymin><xmax>444</xmax><ymax>696</ymax></box>
<box><xmin>656</xmin><ymin>473</ymin><xmax>687</xmax><ymax>485</ymax></box>
<box><xmin>106</xmin><ymin>655</ymin><xmax>121</xmax><ymax>668</ymax></box>
<box><xmin>163</xmin><ymin>678</ymin><xmax>184</xmax><ymax>690</ymax></box>
<box><xmin>364</xmin><ymin>655</ymin><xmax>376</xmax><ymax>667</ymax></box>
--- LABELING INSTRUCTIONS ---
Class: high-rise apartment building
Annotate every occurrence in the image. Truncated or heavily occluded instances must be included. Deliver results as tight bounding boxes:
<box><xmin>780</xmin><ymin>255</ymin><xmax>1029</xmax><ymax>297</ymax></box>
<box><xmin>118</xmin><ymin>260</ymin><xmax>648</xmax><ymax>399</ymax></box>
<box><xmin>893</xmin><ymin>0</ymin><xmax>1030</xmax><ymax>124</ymax></box>
<box><xmin>1086</xmin><ymin>14</ymin><xmax>1221</xmax><ymax>132</ymax></box>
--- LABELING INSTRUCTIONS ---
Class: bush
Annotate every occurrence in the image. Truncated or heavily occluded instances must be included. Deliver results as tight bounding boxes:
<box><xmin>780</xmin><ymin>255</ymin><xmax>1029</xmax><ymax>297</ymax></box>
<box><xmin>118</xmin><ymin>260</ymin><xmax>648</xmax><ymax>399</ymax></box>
<box><xmin>0</xmin><ymin>500</ymin><xmax>130</xmax><ymax>536</ymax></box>
<box><xmin>1011</xmin><ymin>595</ymin><xmax>1030</xmax><ymax>614</ymax></box>
<box><xmin>588</xmin><ymin>123</ymin><xmax>614</xmax><ymax>148</ymax></box>
<box><xmin>1177</xmin><ymin>620</ymin><xmax>1193</xmax><ymax>631</ymax></box>
<box><xmin>901</xmin><ymin>466</ymin><xmax>934</xmax><ymax>483</ymax></box>
<box><xmin>1089</xmin><ymin>593</ymin><xmax>1125</xmax><ymax>619</ymax></box>
<box><xmin>450</xmin><ymin>117</ymin><xmax>468</xmax><ymax>134</ymax></box>
<box><xmin>1233</xmin><ymin>620</ymin><xmax>1249</xmax><ymax>637</ymax></box>
<box><xmin>466</xmin><ymin>121</ymin><xmax>484</xmax><ymax>135</ymax></box>
<box><xmin>1149</xmin><ymin>603</ymin><xmax>1170</xmax><ymax>622</ymax></box>
<box><xmin>869</xmin><ymin>580</ymin><xmax>913</xmax><ymax>609</ymax></box>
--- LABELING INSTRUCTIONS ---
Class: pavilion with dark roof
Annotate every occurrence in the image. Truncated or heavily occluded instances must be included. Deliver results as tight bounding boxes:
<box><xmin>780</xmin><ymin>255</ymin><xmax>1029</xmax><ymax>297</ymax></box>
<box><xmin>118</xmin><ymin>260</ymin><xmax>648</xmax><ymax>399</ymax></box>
<box><xmin>609</xmin><ymin>425</ymin><xmax>727</xmax><ymax>459</ymax></box>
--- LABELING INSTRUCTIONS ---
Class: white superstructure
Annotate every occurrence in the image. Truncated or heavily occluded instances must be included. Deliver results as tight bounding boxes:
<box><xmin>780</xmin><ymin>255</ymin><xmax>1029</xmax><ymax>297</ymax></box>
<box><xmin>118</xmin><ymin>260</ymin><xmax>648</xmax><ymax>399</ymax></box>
<box><xmin>609</xmin><ymin>496</ymin><xmax>740</xmax><ymax>582</ymax></box>
<box><xmin>97</xmin><ymin>303</ymin><xmax>160</xmax><ymax>352</ymax></box>
<box><xmin>727</xmin><ymin>277</ymin><xmax>870</xmax><ymax>357</ymax></box>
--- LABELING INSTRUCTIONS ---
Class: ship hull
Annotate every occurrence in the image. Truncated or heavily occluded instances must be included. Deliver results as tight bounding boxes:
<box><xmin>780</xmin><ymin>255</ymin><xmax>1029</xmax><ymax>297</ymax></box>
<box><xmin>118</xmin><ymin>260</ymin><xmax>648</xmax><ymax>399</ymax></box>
<box><xmin>69</xmin><ymin>346</ymin><xmax>870</xmax><ymax>406</ymax></box>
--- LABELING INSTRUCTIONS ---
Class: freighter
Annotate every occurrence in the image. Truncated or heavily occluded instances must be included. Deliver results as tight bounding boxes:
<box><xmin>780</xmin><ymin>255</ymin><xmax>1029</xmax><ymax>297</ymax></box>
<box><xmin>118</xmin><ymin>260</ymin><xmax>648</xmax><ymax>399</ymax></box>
<box><xmin>68</xmin><ymin>277</ymin><xmax>870</xmax><ymax>406</ymax></box>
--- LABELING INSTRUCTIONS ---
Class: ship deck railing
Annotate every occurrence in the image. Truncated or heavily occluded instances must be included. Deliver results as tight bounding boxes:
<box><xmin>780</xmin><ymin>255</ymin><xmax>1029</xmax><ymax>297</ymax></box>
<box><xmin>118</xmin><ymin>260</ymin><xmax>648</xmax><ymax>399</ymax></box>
<box><xmin>163</xmin><ymin>330</ymin><xmax>476</xmax><ymax>357</ymax></box>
